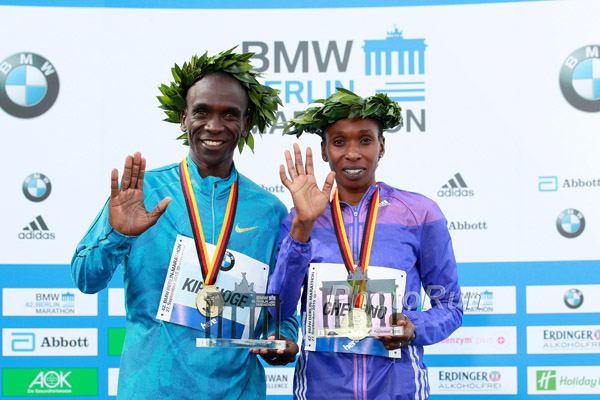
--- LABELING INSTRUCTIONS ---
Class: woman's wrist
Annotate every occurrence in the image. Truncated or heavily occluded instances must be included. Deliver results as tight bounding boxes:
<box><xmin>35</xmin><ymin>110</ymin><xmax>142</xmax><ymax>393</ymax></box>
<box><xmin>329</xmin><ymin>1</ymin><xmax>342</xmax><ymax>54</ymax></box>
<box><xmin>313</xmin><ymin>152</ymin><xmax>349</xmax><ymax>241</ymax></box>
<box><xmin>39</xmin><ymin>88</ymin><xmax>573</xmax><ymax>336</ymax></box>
<box><xmin>290</xmin><ymin>218</ymin><xmax>315</xmax><ymax>243</ymax></box>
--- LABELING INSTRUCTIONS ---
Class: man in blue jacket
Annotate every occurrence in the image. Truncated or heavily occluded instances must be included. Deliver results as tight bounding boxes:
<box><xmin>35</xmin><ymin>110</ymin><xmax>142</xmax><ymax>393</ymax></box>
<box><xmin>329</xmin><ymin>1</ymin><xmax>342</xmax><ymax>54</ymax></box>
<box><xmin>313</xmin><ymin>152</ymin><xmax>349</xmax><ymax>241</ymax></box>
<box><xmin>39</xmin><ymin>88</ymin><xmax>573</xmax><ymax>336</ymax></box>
<box><xmin>71</xmin><ymin>49</ymin><xmax>298</xmax><ymax>399</ymax></box>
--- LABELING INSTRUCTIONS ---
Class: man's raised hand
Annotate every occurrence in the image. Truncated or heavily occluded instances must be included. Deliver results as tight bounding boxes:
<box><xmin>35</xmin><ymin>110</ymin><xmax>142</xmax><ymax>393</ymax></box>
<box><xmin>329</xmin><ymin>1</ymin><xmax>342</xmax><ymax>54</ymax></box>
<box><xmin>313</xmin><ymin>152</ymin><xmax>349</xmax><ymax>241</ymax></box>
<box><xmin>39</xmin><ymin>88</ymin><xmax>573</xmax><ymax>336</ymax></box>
<box><xmin>280</xmin><ymin>144</ymin><xmax>335</xmax><ymax>243</ymax></box>
<box><xmin>108</xmin><ymin>152</ymin><xmax>171</xmax><ymax>236</ymax></box>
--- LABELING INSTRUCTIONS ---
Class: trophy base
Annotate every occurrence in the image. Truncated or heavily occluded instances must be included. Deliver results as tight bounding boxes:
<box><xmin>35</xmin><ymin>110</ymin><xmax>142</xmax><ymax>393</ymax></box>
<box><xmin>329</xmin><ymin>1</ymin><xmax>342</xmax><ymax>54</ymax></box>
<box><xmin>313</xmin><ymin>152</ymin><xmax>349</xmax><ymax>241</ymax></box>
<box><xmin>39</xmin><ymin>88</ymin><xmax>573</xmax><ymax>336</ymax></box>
<box><xmin>318</xmin><ymin>325</ymin><xmax>404</xmax><ymax>341</ymax></box>
<box><xmin>318</xmin><ymin>328</ymin><xmax>370</xmax><ymax>341</ymax></box>
<box><xmin>196</xmin><ymin>338</ymin><xmax>286</xmax><ymax>350</ymax></box>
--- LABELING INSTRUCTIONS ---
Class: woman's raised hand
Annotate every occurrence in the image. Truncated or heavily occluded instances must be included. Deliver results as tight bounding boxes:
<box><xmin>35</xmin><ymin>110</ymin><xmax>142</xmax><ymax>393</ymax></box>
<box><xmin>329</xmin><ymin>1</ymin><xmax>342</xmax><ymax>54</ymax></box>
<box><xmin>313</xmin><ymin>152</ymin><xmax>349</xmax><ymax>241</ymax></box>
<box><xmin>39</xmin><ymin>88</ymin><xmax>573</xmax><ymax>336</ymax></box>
<box><xmin>280</xmin><ymin>144</ymin><xmax>335</xmax><ymax>243</ymax></box>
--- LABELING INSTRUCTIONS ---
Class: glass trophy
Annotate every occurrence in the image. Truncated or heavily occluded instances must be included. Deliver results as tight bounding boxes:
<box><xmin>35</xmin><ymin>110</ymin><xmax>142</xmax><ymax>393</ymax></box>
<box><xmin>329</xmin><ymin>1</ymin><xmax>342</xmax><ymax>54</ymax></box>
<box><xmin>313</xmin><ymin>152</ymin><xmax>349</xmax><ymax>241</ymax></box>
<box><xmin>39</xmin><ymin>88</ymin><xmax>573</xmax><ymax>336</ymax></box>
<box><xmin>196</xmin><ymin>274</ymin><xmax>286</xmax><ymax>350</ymax></box>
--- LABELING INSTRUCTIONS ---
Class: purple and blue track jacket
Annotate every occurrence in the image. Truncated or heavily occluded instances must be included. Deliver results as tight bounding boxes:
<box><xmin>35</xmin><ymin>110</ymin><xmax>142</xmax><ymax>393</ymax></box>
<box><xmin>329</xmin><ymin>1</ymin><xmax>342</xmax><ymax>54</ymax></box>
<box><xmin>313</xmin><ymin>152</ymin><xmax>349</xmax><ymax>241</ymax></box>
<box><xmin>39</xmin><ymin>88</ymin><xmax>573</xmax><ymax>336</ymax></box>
<box><xmin>269</xmin><ymin>182</ymin><xmax>462</xmax><ymax>400</ymax></box>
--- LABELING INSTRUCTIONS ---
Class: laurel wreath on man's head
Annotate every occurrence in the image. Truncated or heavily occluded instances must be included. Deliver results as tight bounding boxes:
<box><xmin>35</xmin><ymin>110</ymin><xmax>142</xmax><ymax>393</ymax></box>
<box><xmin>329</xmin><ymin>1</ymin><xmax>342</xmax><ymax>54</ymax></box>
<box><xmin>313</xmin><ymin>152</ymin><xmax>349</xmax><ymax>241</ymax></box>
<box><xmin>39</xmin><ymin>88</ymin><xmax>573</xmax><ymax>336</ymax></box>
<box><xmin>282</xmin><ymin>88</ymin><xmax>403</xmax><ymax>138</ymax></box>
<box><xmin>157</xmin><ymin>47</ymin><xmax>282</xmax><ymax>153</ymax></box>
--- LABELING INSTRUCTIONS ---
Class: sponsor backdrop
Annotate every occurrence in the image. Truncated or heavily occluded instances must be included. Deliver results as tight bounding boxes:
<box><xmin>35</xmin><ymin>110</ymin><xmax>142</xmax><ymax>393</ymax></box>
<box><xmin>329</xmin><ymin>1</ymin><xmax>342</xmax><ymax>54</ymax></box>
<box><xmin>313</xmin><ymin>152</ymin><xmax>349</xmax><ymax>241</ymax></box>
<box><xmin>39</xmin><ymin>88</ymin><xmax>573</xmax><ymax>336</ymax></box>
<box><xmin>1</xmin><ymin>0</ymin><xmax>599</xmax><ymax>398</ymax></box>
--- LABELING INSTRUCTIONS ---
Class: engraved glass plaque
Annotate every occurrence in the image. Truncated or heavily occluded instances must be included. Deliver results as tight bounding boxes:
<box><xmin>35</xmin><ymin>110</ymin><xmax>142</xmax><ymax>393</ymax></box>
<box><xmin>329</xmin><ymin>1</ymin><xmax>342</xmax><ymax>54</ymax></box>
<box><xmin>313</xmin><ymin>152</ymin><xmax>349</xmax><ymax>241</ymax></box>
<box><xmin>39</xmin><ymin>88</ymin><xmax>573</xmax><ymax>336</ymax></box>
<box><xmin>196</xmin><ymin>276</ymin><xmax>285</xmax><ymax>349</ymax></box>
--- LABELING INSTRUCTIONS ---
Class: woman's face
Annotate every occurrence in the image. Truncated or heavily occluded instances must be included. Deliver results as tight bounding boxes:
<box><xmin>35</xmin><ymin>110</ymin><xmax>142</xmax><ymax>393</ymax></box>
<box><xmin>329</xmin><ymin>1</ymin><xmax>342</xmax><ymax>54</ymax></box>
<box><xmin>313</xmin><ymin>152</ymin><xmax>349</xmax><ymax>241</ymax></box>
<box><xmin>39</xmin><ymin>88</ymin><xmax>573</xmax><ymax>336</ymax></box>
<box><xmin>321</xmin><ymin>117</ymin><xmax>385</xmax><ymax>196</ymax></box>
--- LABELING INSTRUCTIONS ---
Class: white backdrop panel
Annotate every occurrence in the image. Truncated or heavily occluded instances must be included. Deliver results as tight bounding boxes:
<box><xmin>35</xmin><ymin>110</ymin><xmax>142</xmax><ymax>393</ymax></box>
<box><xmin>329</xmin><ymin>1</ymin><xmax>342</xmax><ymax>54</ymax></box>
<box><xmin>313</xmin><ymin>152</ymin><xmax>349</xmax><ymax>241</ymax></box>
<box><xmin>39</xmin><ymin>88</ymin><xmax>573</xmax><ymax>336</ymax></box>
<box><xmin>1</xmin><ymin>1</ymin><xmax>599</xmax><ymax>262</ymax></box>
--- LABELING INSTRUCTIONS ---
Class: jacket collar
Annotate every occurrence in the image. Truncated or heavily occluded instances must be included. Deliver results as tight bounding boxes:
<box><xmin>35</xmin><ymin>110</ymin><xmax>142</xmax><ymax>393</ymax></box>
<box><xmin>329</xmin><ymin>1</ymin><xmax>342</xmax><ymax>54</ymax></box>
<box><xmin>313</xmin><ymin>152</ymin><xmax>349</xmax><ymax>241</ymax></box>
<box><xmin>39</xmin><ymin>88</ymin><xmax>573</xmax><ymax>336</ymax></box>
<box><xmin>185</xmin><ymin>155</ymin><xmax>238</xmax><ymax>199</ymax></box>
<box><xmin>338</xmin><ymin>183</ymin><xmax>379</xmax><ymax>211</ymax></box>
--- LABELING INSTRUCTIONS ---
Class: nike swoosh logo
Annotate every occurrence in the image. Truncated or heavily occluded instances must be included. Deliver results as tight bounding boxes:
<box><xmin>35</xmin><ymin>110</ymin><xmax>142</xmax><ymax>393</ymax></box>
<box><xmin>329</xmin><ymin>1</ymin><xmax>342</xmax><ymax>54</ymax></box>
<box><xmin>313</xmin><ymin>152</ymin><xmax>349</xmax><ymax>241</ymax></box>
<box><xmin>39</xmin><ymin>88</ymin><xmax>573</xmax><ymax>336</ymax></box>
<box><xmin>235</xmin><ymin>223</ymin><xmax>259</xmax><ymax>233</ymax></box>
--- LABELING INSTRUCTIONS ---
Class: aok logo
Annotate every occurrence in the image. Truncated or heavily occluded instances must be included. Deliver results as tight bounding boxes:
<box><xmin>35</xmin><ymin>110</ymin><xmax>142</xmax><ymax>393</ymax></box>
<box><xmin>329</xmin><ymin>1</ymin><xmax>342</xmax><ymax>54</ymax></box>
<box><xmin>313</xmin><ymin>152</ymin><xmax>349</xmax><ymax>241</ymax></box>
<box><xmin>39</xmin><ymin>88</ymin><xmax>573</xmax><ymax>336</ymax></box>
<box><xmin>29</xmin><ymin>371</ymin><xmax>71</xmax><ymax>390</ymax></box>
<box><xmin>2</xmin><ymin>368</ymin><xmax>97</xmax><ymax>396</ymax></box>
<box><xmin>2</xmin><ymin>368</ymin><xmax>98</xmax><ymax>398</ymax></box>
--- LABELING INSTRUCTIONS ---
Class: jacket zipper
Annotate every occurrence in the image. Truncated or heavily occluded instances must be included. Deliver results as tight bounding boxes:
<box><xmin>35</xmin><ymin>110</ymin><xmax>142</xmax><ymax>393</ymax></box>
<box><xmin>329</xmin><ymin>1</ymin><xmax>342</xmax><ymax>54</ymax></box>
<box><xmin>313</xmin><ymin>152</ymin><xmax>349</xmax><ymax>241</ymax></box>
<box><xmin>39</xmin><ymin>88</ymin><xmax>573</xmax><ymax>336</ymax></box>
<box><xmin>351</xmin><ymin>193</ymin><xmax>369</xmax><ymax>400</ymax></box>
<box><xmin>211</xmin><ymin>182</ymin><xmax>217</xmax><ymax>245</ymax></box>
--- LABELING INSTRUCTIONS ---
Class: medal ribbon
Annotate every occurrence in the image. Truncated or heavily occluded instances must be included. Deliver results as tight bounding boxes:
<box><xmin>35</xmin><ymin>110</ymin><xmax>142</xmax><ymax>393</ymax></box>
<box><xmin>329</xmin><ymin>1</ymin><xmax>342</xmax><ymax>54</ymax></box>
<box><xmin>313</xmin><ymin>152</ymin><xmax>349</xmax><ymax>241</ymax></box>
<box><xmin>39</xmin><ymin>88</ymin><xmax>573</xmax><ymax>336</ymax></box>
<box><xmin>330</xmin><ymin>186</ymin><xmax>379</xmax><ymax>308</ymax></box>
<box><xmin>179</xmin><ymin>156</ymin><xmax>238</xmax><ymax>285</ymax></box>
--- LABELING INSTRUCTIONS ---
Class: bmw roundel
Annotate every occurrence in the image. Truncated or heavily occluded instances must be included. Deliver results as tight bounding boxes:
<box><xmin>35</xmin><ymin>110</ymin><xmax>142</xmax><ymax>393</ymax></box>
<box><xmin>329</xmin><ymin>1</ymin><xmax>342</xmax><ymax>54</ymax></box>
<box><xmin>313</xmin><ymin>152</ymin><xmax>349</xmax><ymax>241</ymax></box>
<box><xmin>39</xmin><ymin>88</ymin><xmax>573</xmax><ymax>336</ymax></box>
<box><xmin>559</xmin><ymin>45</ymin><xmax>600</xmax><ymax>112</ymax></box>
<box><xmin>220</xmin><ymin>251</ymin><xmax>235</xmax><ymax>271</ymax></box>
<box><xmin>556</xmin><ymin>208</ymin><xmax>585</xmax><ymax>238</ymax></box>
<box><xmin>23</xmin><ymin>173</ymin><xmax>52</xmax><ymax>202</ymax></box>
<box><xmin>563</xmin><ymin>288</ymin><xmax>584</xmax><ymax>309</ymax></box>
<box><xmin>0</xmin><ymin>52</ymin><xmax>59</xmax><ymax>118</ymax></box>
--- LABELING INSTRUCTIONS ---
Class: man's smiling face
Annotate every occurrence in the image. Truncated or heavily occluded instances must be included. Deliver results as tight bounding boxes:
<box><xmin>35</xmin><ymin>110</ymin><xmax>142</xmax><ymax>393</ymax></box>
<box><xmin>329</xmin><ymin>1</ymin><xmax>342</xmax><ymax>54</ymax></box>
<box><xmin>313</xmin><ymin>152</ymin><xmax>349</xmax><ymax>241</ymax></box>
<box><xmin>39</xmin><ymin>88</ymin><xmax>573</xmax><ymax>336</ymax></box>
<box><xmin>181</xmin><ymin>72</ymin><xmax>249</xmax><ymax>178</ymax></box>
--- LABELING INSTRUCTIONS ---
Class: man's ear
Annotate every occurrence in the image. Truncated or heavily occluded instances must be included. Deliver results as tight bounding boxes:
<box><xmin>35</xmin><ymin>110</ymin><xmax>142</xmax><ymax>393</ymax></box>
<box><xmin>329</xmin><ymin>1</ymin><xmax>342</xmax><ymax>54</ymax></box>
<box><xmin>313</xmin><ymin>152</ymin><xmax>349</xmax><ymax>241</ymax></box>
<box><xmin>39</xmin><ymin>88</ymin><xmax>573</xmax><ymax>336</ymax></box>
<box><xmin>180</xmin><ymin>109</ymin><xmax>187</xmax><ymax>132</ymax></box>
<box><xmin>241</xmin><ymin>114</ymin><xmax>250</xmax><ymax>138</ymax></box>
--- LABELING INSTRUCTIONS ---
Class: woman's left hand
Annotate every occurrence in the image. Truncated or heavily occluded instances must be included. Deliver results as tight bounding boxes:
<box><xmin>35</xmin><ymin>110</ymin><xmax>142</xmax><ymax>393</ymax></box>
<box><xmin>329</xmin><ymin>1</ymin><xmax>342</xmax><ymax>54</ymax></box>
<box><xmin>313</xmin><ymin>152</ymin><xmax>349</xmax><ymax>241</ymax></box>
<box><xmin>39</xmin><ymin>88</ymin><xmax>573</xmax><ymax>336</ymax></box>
<box><xmin>373</xmin><ymin>313</ymin><xmax>416</xmax><ymax>350</ymax></box>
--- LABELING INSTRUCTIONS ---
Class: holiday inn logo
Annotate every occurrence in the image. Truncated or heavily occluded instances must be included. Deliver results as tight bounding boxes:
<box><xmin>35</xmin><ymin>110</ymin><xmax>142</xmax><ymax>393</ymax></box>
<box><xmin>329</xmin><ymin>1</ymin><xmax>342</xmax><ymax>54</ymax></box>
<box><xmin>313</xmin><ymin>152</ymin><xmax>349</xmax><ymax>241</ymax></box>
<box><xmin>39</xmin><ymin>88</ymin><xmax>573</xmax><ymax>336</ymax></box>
<box><xmin>536</xmin><ymin>370</ymin><xmax>557</xmax><ymax>391</ymax></box>
<box><xmin>530</xmin><ymin>367</ymin><xmax>600</xmax><ymax>394</ymax></box>
<box><xmin>2</xmin><ymin>368</ymin><xmax>97</xmax><ymax>396</ymax></box>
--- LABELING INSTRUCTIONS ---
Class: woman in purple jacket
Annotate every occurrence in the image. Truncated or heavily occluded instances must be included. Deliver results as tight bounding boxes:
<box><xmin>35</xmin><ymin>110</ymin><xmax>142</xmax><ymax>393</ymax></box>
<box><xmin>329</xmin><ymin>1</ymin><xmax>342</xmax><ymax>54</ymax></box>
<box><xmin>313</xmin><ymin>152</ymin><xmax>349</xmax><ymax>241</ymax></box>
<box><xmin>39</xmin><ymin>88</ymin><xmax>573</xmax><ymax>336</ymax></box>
<box><xmin>265</xmin><ymin>89</ymin><xmax>462</xmax><ymax>400</ymax></box>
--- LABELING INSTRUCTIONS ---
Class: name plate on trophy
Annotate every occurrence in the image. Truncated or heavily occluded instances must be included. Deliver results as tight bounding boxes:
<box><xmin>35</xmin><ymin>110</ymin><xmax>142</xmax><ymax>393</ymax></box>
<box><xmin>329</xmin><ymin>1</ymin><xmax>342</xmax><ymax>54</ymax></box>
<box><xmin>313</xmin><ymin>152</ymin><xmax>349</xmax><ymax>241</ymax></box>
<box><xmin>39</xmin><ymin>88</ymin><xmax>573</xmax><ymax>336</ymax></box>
<box><xmin>305</xmin><ymin>263</ymin><xmax>407</xmax><ymax>358</ymax></box>
<box><xmin>157</xmin><ymin>235</ymin><xmax>284</xmax><ymax>349</ymax></box>
<box><xmin>196</xmin><ymin>293</ymin><xmax>285</xmax><ymax>350</ymax></box>
<box><xmin>317</xmin><ymin>307</ymin><xmax>405</xmax><ymax>342</ymax></box>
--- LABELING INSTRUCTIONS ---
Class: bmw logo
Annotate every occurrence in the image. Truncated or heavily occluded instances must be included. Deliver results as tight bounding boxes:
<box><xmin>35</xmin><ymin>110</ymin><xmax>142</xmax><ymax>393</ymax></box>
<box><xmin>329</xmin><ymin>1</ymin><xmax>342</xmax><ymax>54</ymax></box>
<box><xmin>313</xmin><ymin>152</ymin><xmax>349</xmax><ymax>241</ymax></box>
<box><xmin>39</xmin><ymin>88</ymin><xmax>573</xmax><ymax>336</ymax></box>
<box><xmin>556</xmin><ymin>208</ymin><xmax>585</xmax><ymax>238</ymax></box>
<box><xmin>559</xmin><ymin>45</ymin><xmax>600</xmax><ymax>112</ymax></box>
<box><xmin>0</xmin><ymin>52</ymin><xmax>59</xmax><ymax>118</ymax></box>
<box><xmin>220</xmin><ymin>251</ymin><xmax>235</xmax><ymax>271</ymax></box>
<box><xmin>22</xmin><ymin>173</ymin><xmax>52</xmax><ymax>202</ymax></box>
<box><xmin>564</xmin><ymin>288</ymin><xmax>584</xmax><ymax>309</ymax></box>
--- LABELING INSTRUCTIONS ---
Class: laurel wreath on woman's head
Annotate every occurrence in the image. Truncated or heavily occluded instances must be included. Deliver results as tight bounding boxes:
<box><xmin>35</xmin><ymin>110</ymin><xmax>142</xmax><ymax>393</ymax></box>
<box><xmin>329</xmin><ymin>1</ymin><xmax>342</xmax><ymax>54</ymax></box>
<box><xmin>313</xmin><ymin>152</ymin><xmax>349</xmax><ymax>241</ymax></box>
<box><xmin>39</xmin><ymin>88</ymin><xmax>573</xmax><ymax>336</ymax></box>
<box><xmin>282</xmin><ymin>88</ymin><xmax>403</xmax><ymax>137</ymax></box>
<box><xmin>157</xmin><ymin>47</ymin><xmax>282</xmax><ymax>153</ymax></box>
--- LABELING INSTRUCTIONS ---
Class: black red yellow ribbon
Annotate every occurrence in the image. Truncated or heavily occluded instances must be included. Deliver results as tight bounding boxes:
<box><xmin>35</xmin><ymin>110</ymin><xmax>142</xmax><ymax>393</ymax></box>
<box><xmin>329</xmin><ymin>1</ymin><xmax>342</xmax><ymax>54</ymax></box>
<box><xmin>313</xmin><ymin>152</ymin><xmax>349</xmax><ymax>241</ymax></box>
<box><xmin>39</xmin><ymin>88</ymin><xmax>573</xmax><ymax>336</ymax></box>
<box><xmin>179</xmin><ymin>156</ymin><xmax>238</xmax><ymax>286</ymax></box>
<box><xmin>330</xmin><ymin>186</ymin><xmax>379</xmax><ymax>308</ymax></box>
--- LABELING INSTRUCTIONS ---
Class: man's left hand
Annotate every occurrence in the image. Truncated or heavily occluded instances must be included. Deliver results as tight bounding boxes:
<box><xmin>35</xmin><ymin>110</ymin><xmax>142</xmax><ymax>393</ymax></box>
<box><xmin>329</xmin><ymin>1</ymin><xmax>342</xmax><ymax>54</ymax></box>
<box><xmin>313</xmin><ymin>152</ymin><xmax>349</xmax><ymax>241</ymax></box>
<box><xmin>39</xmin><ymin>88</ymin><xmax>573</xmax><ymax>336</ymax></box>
<box><xmin>250</xmin><ymin>333</ymin><xmax>299</xmax><ymax>366</ymax></box>
<box><xmin>373</xmin><ymin>313</ymin><xmax>416</xmax><ymax>350</ymax></box>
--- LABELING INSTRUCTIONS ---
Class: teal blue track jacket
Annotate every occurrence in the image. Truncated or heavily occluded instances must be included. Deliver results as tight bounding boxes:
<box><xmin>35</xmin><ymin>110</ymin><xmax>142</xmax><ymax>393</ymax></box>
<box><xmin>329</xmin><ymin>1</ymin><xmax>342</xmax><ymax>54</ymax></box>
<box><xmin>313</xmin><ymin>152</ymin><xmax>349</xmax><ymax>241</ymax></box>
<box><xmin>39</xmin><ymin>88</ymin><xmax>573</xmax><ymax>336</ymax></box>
<box><xmin>71</xmin><ymin>156</ymin><xmax>298</xmax><ymax>399</ymax></box>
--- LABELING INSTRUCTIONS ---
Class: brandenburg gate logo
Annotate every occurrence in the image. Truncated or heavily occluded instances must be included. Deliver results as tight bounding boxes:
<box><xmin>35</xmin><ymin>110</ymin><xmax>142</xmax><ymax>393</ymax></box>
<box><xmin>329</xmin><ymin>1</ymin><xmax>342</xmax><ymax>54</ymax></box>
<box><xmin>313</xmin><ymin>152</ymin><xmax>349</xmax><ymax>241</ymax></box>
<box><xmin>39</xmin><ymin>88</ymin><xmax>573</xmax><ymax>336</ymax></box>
<box><xmin>362</xmin><ymin>27</ymin><xmax>427</xmax><ymax>102</ymax></box>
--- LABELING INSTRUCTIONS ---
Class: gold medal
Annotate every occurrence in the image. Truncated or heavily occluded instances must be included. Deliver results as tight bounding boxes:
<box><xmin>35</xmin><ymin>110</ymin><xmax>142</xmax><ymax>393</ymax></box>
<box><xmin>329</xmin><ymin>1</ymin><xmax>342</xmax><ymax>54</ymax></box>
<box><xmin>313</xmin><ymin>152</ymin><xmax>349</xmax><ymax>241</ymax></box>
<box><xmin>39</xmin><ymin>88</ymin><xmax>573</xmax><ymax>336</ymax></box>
<box><xmin>196</xmin><ymin>285</ymin><xmax>225</xmax><ymax>317</ymax></box>
<box><xmin>341</xmin><ymin>308</ymin><xmax>371</xmax><ymax>341</ymax></box>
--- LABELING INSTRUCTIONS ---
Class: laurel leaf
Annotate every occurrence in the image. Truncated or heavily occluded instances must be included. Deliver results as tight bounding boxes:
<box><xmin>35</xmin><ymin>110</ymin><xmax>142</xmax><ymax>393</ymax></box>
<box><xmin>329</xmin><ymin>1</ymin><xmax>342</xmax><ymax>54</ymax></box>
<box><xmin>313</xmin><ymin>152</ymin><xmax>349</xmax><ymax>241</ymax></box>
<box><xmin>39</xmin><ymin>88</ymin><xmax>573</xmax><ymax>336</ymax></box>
<box><xmin>157</xmin><ymin>46</ymin><xmax>281</xmax><ymax>153</ymax></box>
